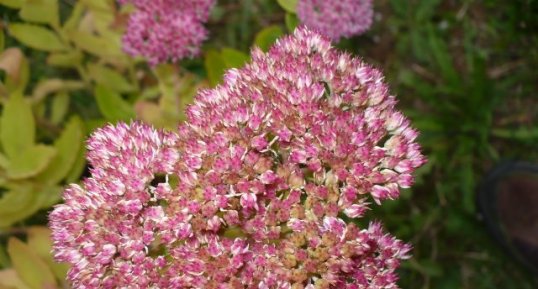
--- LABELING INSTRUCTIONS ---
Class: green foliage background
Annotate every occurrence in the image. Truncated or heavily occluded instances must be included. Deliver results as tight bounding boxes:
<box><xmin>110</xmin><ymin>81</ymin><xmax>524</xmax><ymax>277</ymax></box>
<box><xmin>0</xmin><ymin>0</ymin><xmax>537</xmax><ymax>288</ymax></box>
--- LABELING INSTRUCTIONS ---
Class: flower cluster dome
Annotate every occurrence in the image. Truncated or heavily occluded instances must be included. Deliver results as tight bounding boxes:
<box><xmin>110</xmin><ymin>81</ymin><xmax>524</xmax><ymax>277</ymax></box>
<box><xmin>120</xmin><ymin>0</ymin><xmax>215</xmax><ymax>65</ymax></box>
<box><xmin>297</xmin><ymin>0</ymin><xmax>374</xmax><ymax>41</ymax></box>
<box><xmin>50</xmin><ymin>27</ymin><xmax>425</xmax><ymax>289</ymax></box>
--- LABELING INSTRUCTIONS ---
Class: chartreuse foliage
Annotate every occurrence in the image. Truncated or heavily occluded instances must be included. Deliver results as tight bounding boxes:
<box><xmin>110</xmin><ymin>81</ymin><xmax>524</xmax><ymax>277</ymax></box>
<box><xmin>0</xmin><ymin>91</ymin><xmax>84</xmax><ymax>228</ymax></box>
<box><xmin>0</xmin><ymin>227</ymin><xmax>68</xmax><ymax>289</ymax></box>
<box><xmin>1</xmin><ymin>0</ymin><xmax>206</xmax><ymax>130</ymax></box>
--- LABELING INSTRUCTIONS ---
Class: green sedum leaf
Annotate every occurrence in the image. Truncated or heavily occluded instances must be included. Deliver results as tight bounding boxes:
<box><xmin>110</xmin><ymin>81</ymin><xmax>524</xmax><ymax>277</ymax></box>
<box><xmin>36</xmin><ymin>117</ymin><xmax>83</xmax><ymax>184</ymax></box>
<box><xmin>50</xmin><ymin>91</ymin><xmax>70</xmax><ymax>125</ymax></box>
<box><xmin>204</xmin><ymin>49</ymin><xmax>227</xmax><ymax>87</ymax></box>
<box><xmin>7</xmin><ymin>238</ymin><xmax>57</xmax><ymax>289</ymax></box>
<box><xmin>0</xmin><ymin>189</ymin><xmax>35</xmax><ymax>227</ymax></box>
<box><xmin>0</xmin><ymin>269</ymin><xmax>32</xmax><ymax>289</ymax></box>
<box><xmin>0</xmin><ymin>0</ymin><xmax>23</xmax><ymax>8</ymax></box>
<box><xmin>19</xmin><ymin>0</ymin><xmax>59</xmax><ymax>26</ymax></box>
<box><xmin>254</xmin><ymin>25</ymin><xmax>284</xmax><ymax>52</ymax></box>
<box><xmin>221</xmin><ymin>48</ymin><xmax>249</xmax><ymax>69</ymax></box>
<box><xmin>88</xmin><ymin>63</ymin><xmax>135</xmax><ymax>93</ymax></box>
<box><xmin>0</xmin><ymin>48</ymin><xmax>29</xmax><ymax>94</ymax></box>
<box><xmin>8</xmin><ymin>23</ymin><xmax>67</xmax><ymax>52</ymax></box>
<box><xmin>277</xmin><ymin>0</ymin><xmax>298</xmax><ymax>13</ymax></box>
<box><xmin>46</xmin><ymin>51</ymin><xmax>83</xmax><ymax>68</ymax></box>
<box><xmin>68</xmin><ymin>30</ymin><xmax>122</xmax><ymax>58</ymax></box>
<box><xmin>95</xmin><ymin>85</ymin><xmax>135</xmax><ymax>121</ymax></box>
<box><xmin>27</xmin><ymin>227</ymin><xmax>69</xmax><ymax>280</ymax></box>
<box><xmin>0</xmin><ymin>93</ymin><xmax>35</xmax><ymax>158</ymax></box>
<box><xmin>285</xmin><ymin>13</ymin><xmax>299</xmax><ymax>32</ymax></box>
<box><xmin>7</xmin><ymin>145</ymin><xmax>57</xmax><ymax>180</ymax></box>
<box><xmin>0</xmin><ymin>30</ymin><xmax>4</xmax><ymax>51</ymax></box>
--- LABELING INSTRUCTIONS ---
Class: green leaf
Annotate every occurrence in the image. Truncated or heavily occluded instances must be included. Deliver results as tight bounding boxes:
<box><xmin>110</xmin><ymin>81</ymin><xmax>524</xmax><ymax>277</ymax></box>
<box><xmin>50</xmin><ymin>91</ymin><xmax>70</xmax><ymax>125</ymax></box>
<box><xmin>0</xmin><ymin>152</ymin><xmax>9</xmax><ymax>169</ymax></box>
<box><xmin>26</xmin><ymin>227</ymin><xmax>53</xmax><ymax>261</ymax></box>
<box><xmin>7</xmin><ymin>145</ymin><xmax>57</xmax><ymax>180</ymax></box>
<box><xmin>0</xmin><ymin>185</ymin><xmax>33</xmax><ymax>217</ymax></box>
<box><xmin>0</xmin><ymin>48</ymin><xmax>29</xmax><ymax>93</ymax></box>
<box><xmin>7</xmin><ymin>238</ymin><xmax>56</xmax><ymax>289</ymax></box>
<box><xmin>285</xmin><ymin>13</ymin><xmax>299</xmax><ymax>32</ymax></box>
<box><xmin>36</xmin><ymin>117</ymin><xmax>83</xmax><ymax>184</ymax></box>
<box><xmin>204</xmin><ymin>50</ymin><xmax>227</xmax><ymax>87</ymax></box>
<box><xmin>27</xmin><ymin>227</ymin><xmax>68</xmax><ymax>280</ymax></box>
<box><xmin>254</xmin><ymin>25</ymin><xmax>284</xmax><ymax>52</ymax></box>
<box><xmin>276</xmin><ymin>0</ymin><xmax>298</xmax><ymax>13</ymax></box>
<box><xmin>221</xmin><ymin>48</ymin><xmax>249</xmax><ymax>68</ymax></box>
<box><xmin>95</xmin><ymin>85</ymin><xmax>135</xmax><ymax>121</ymax></box>
<box><xmin>0</xmin><ymin>0</ymin><xmax>23</xmax><ymax>8</ymax></box>
<box><xmin>19</xmin><ymin>0</ymin><xmax>59</xmax><ymax>26</ymax></box>
<box><xmin>0</xmin><ymin>93</ymin><xmax>35</xmax><ymax>158</ymax></box>
<box><xmin>0</xmin><ymin>269</ymin><xmax>32</xmax><ymax>289</ymax></box>
<box><xmin>68</xmin><ymin>30</ymin><xmax>121</xmax><ymax>58</ymax></box>
<box><xmin>32</xmin><ymin>78</ymin><xmax>85</xmax><ymax>102</ymax></box>
<box><xmin>65</xmin><ymin>139</ymin><xmax>86</xmax><ymax>183</ymax></box>
<box><xmin>46</xmin><ymin>51</ymin><xmax>83</xmax><ymax>67</ymax></box>
<box><xmin>88</xmin><ymin>63</ymin><xmax>135</xmax><ymax>93</ymax></box>
<box><xmin>0</xmin><ymin>185</ymin><xmax>42</xmax><ymax>227</ymax></box>
<box><xmin>8</xmin><ymin>23</ymin><xmax>67</xmax><ymax>52</ymax></box>
<box><xmin>0</xmin><ymin>30</ymin><xmax>4</xmax><ymax>51</ymax></box>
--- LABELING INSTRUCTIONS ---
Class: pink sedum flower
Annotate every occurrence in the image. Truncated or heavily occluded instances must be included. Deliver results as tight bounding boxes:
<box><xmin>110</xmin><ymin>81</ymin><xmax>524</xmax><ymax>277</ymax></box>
<box><xmin>50</xmin><ymin>27</ymin><xmax>425</xmax><ymax>289</ymax></box>
<box><xmin>297</xmin><ymin>0</ymin><xmax>374</xmax><ymax>41</ymax></box>
<box><xmin>120</xmin><ymin>0</ymin><xmax>215</xmax><ymax>65</ymax></box>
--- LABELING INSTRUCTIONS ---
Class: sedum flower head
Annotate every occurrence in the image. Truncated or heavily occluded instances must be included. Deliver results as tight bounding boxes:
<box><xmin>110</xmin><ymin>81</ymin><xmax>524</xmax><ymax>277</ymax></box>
<box><xmin>297</xmin><ymin>0</ymin><xmax>374</xmax><ymax>41</ymax></box>
<box><xmin>120</xmin><ymin>0</ymin><xmax>215</xmax><ymax>65</ymax></box>
<box><xmin>50</xmin><ymin>27</ymin><xmax>425</xmax><ymax>289</ymax></box>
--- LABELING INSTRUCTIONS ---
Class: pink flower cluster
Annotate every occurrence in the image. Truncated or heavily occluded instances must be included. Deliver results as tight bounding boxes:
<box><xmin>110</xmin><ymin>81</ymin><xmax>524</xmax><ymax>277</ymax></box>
<box><xmin>120</xmin><ymin>0</ymin><xmax>215</xmax><ymax>65</ymax></box>
<box><xmin>297</xmin><ymin>0</ymin><xmax>373</xmax><ymax>41</ymax></box>
<box><xmin>50</xmin><ymin>27</ymin><xmax>425</xmax><ymax>288</ymax></box>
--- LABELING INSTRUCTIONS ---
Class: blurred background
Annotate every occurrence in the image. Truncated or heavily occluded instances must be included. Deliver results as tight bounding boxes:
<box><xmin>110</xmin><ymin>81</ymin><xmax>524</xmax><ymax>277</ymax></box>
<box><xmin>0</xmin><ymin>0</ymin><xmax>537</xmax><ymax>288</ymax></box>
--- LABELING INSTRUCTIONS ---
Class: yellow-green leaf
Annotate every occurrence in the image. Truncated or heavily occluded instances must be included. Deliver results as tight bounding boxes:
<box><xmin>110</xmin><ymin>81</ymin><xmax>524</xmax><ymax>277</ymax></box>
<box><xmin>0</xmin><ymin>93</ymin><xmax>35</xmax><ymax>158</ymax></box>
<box><xmin>80</xmin><ymin>0</ymin><xmax>112</xmax><ymax>12</ymax></box>
<box><xmin>7</xmin><ymin>145</ymin><xmax>56</xmax><ymax>179</ymax></box>
<box><xmin>0</xmin><ymin>0</ymin><xmax>23</xmax><ymax>8</ymax></box>
<box><xmin>0</xmin><ymin>269</ymin><xmax>32</xmax><ymax>289</ymax></box>
<box><xmin>65</xmin><ymin>136</ymin><xmax>86</xmax><ymax>183</ymax></box>
<box><xmin>32</xmin><ymin>79</ymin><xmax>84</xmax><ymax>102</ymax></box>
<box><xmin>0</xmin><ymin>30</ymin><xmax>4</xmax><ymax>51</ymax></box>
<box><xmin>0</xmin><ymin>48</ymin><xmax>29</xmax><ymax>93</ymax></box>
<box><xmin>68</xmin><ymin>30</ymin><xmax>121</xmax><ymax>58</ymax></box>
<box><xmin>88</xmin><ymin>63</ymin><xmax>135</xmax><ymax>93</ymax></box>
<box><xmin>0</xmin><ymin>152</ymin><xmax>10</xmax><ymax>169</ymax></box>
<box><xmin>26</xmin><ymin>227</ymin><xmax>52</xmax><ymax>261</ymax></box>
<box><xmin>50</xmin><ymin>91</ymin><xmax>70</xmax><ymax>125</ymax></box>
<box><xmin>254</xmin><ymin>25</ymin><xmax>284</xmax><ymax>52</ymax></box>
<box><xmin>0</xmin><ymin>183</ymin><xmax>49</xmax><ymax>227</ymax></box>
<box><xmin>277</xmin><ymin>0</ymin><xmax>298</xmax><ymax>13</ymax></box>
<box><xmin>204</xmin><ymin>50</ymin><xmax>226</xmax><ymax>87</ymax></box>
<box><xmin>7</xmin><ymin>238</ymin><xmax>57</xmax><ymax>289</ymax></box>
<box><xmin>285</xmin><ymin>13</ymin><xmax>299</xmax><ymax>32</ymax></box>
<box><xmin>95</xmin><ymin>85</ymin><xmax>135</xmax><ymax>121</ymax></box>
<box><xmin>19</xmin><ymin>0</ymin><xmax>59</xmax><ymax>26</ymax></box>
<box><xmin>27</xmin><ymin>227</ymin><xmax>69</xmax><ymax>280</ymax></box>
<box><xmin>0</xmin><ymin>184</ymin><xmax>35</xmax><ymax>217</ymax></box>
<box><xmin>8</xmin><ymin>23</ymin><xmax>67</xmax><ymax>52</ymax></box>
<box><xmin>221</xmin><ymin>48</ymin><xmax>249</xmax><ymax>69</ymax></box>
<box><xmin>0</xmin><ymin>189</ymin><xmax>35</xmax><ymax>226</ymax></box>
<box><xmin>46</xmin><ymin>51</ymin><xmax>83</xmax><ymax>67</ymax></box>
<box><xmin>62</xmin><ymin>1</ymin><xmax>84</xmax><ymax>32</ymax></box>
<box><xmin>36</xmin><ymin>117</ymin><xmax>83</xmax><ymax>184</ymax></box>
<box><xmin>36</xmin><ymin>185</ymin><xmax>62</xmax><ymax>209</ymax></box>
